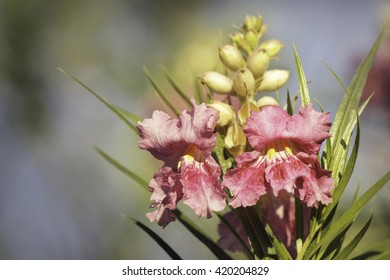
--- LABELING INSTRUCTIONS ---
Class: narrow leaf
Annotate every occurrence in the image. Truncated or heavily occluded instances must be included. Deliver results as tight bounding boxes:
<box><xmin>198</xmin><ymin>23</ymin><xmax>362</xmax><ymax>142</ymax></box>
<box><xmin>114</xmin><ymin>105</ymin><xmax>142</xmax><ymax>123</ymax></box>
<box><xmin>293</xmin><ymin>45</ymin><xmax>310</xmax><ymax>106</ymax></box>
<box><xmin>123</xmin><ymin>215</ymin><xmax>182</xmax><ymax>260</ymax></box>
<box><xmin>194</xmin><ymin>76</ymin><xmax>204</xmax><ymax>103</ymax></box>
<box><xmin>306</xmin><ymin>170</ymin><xmax>390</xmax><ymax>259</ymax></box>
<box><xmin>93</xmin><ymin>145</ymin><xmax>149</xmax><ymax>191</ymax></box>
<box><xmin>143</xmin><ymin>67</ymin><xmax>180</xmax><ymax>115</ymax></box>
<box><xmin>328</xmin><ymin>30</ymin><xmax>384</xmax><ymax>181</ymax></box>
<box><xmin>58</xmin><ymin>68</ymin><xmax>138</xmax><ymax>134</ymax></box>
<box><xmin>286</xmin><ymin>89</ymin><xmax>293</xmax><ymax>115</ymax></box>
<box><xmin>160</xmin><ymin>66</ymin><xmax>192</xmax><ymax>106</ymax></box>
<box><xmin>353</xmin><ymin>239</ymin><xmax>390</xmax><ymax>260</ymax></box>
<box><xmin>176</xmin><ymin>210</ymin><xmax>232</xmax><ymax>260</ymax></box>
<box><xmin>264</xmin><ymin>224</ymin><xmax>292</xmax><ymax>260</ymax></box>
<box><xmin>334</xmin><ymin>215</ymin><xmax>373</xmax><ymax>260</ymax></box>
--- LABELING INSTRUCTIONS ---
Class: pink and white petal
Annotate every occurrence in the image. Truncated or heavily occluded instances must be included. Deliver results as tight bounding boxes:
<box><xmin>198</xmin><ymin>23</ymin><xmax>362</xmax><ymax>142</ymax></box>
<box><xmin>137</xmin><ymin>110</ymin><xmax>186</xmax><ymax>166</ymax></box>
<box><xmin>265</xmin><ymin>155</ymin><xmax>311</xmax><ymax>196</ymax></box>
<box><xmin>179</xmin><ymin>100</ymin><xmax>219</xmax><ymax>156</ymax></box>
<box><xmin>146</xmin><ymin>207</ymin><xmax>177</xmax><ymax>228</ymax></box>
<box><xmin>180</xmin><ymin>156</ymin><xmax>226</xmax><ymax>218</ymax></box>
<box><xmin>245</xmin><ymin>106</ymin><xmax>290</xmax><ymax>151</ymax></box>
<box><xmin>223</xmin><ymin>151</ymin><xmax>267</xmax><ymax>208</ymax></box>
<box><xmin>217</xmin><ymin>211</ymin><xmax>249</xmax><ymax>252</ymax></box>
<box><xmin>287</xmin><ymin>104</ymin><xmax>332</xmax><ymax>154</ymax></box>
<box><xmin>294</xmin><ymin>153</ymin><xmax>333</xmax><ymax>208</ymax></box>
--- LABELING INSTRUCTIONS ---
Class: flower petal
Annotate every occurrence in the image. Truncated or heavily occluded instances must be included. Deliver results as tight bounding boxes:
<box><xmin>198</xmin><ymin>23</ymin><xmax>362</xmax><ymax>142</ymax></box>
<box><xmin>179</xmin><ymin>100</ymin><xmax>219</xmax><ymax>156</ymax></box>
<box><xmin>294</xmin><ymin>153</ymin><xmax>333</xmax><ymax>207</ymax></box>
<box><xmin>245</xmin><ymin>104</ymin><xmax>331</xmax><ymax>154</ymax></box>
<box><xmin>180</xmin><ymin>156</ymin><xmax>226</xmax><ymax>218</ymax></box>
<box><xmin>223</xmin><ymin>151</ymin><xmax>267</xmax><ymax>208</ymax></box>
<box><xmin>137</xmin><ymin>110</ymin><xmax>186</xmax><ymax>167</ymax></box>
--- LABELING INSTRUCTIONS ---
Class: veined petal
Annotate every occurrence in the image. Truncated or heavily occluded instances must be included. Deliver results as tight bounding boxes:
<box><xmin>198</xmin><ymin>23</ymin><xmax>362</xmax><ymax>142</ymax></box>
<box><xmin>179</xmin><ymin>100</ymin><xmax>219</xmax><ymax>156</ymax></box>
<box><xmin>294</xmin><ymin>153</ymin><xmax>333</xmax><ymax>208</ymax></box>
<box><xmin>245</xmin><ymin>104</ymin><xmax>331</xmax><ymax>154</ymax></box>
<box><xmin>137</xmin><ymin>110</ymin><xmax>185</xmax><ymax>167</ymax></box>
<box><xmin>223</xmin><ymin>151</ymin><xmax>267</xmax><ymax>208</ymax></box>
<box><xmin>147</xmin><ymin>167</ymin><xmax>183</xmax><ymax>227</ymax></box>
<box><xmin>180</xmin><ymin>156</ymin><xmax>226</xmax><ymax>218</ymax></box>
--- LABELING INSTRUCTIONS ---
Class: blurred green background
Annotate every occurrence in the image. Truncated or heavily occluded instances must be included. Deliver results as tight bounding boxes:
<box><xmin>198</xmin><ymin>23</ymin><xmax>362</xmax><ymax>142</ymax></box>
<box><xmin>0</xmin><ymin>0</ymin><xmax>389</xmax><ymax>259</ymax></box>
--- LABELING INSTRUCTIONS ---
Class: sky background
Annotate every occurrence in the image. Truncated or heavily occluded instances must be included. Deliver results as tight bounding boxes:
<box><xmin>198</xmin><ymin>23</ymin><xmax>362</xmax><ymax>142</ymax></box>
<box><xmin>1</xmin><ymin>0</ymin><xmax>389</xmax><ymax>259</ymax></box>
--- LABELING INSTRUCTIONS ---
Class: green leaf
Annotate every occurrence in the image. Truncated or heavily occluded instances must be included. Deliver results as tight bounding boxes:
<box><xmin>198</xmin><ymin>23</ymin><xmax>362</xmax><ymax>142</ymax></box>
<box><xmin>323</xmin><ymin>115</ymin><xmax>360</xmax><ymax>220</ymax></box>
<box><xmin>122</xmin><ymin>215</ymin><xmax>182</xmax><ymax>260</ymax></box>
<box><xmin>286</xmin><ymin>89</ymin><xmax>293</xmax><ymax>115</ymax></box>
<box><xmin>143</xmin><ymin>67</ymin><xmax>180</xmax><ymax>115</ymax></box>
<box><xmin>264</xmin><ymin>224</ymin><xmax>292</xmax><ymax>260</ymax></box>
<box><xmin>333</xmin><ymin>215</ymin><xmax>373</xmax><ymax>260</ymax></box>
<box><xmin>194</xmin><ymin>76</ymin><xmax>204</xmax><ymax>103</ymax></box>
<box><xmin>160</xmin><ymin>66</ymin><xmax>192</xmax><ymax>106</ymax></box>
<box><xmin>293</xmin><ymin>45</ymin><xmax>310</xmax><ymax>106</ymax></box>
<box><xmin>113</xmin><ymin>105</ymin><xmax>142</xmax><ymax>123</ymax></box>
<box><xmin>93</xmin><ymin>145</ymin><xmax>149</xmax><ymax>191</ymax></box>
<box><xmin>353</xmin><ymin>239</ymin><xmax>390</xmax><ymax>260</ymax></box>
<box><xmin>58</xmin><ymin>68</ymin><xmax>138</xmax><ymax>134</ymax></box>
<box><xmin>306</xmin><ymin>170</ymin><xmax>390</xmax><ymax>259</ymax></box>
<box><xmin>176</xmin><ymin>210</ymin><xmax>232</xmax><ymax>260</ymax></box>
<box><xmin>328</xmin><ymin>30</ymin><xmax>384</xmax><ymax>182</ymax></box>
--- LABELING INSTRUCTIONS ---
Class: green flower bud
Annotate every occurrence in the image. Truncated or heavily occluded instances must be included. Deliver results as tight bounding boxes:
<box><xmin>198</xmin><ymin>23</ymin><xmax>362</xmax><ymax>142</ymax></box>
<box><xmin>244</xmin><ymin>30</ymin><xmax>258</xmax><ymax>51</ymax></box>
<box><xmin>233</xmin><ymin>67</ymin><xmax>255</xmax><ymax>98</ymax></box>
<box><xmin>219</xmin><ymin>45</ymin><xmax>244</xmax><ymax>71</ymax></box>
<box><xmin>208</xmin><ymin>100</ymin><xmax>235</xmax><ymax>127</ymax></box>
<box><xmin>257</xmin><ymin>69</ymin><xmax>290</xmax><ymax>92</ymax></box>
<box><xmin>198</xmin><ymin>71</ymin><xmax>234</xmax><ymax>95</ymax></box>
<box><xmin>257</xmin><ymin>96</ymin><xmax>279</xmax><ymax>109</ymax></box>
<box><xmin>259</xmin><ymin>39</ymin><xmax>284</xmax><ymax>58</ymax></box>
<box><xmin>244</xmin><ymin>15</ymin><xmax>258</xmax><ymax>31</ymax></box>
<box><xmin>230</xmin><ymin>32</ymin><xmax>251</xmax><ymax>54</ymax></box>
<box><xmin>246</xmin><ymin>48</ymin><xmax>270</xmax><ymax>79</ymax></box>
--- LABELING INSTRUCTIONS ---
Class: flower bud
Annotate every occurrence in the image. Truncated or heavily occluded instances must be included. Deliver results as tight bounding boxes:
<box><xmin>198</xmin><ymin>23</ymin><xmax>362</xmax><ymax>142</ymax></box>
<box><xmin>208</xmin><ymin>100</ymin><xmax>235</xmax><ymax>127</ymax></box>
<box><xmin>246</xmin><ymin>48</ymin><xmax>270</xmax><ymax>79</ymax></box>
<box><xmin>257</xmin><ymin>69</ymin><xmax>290</xmax><ymax>92</ymax></box>
<box><xmin>244</xmin><ymin>30</ymin><xmax>259</xmax><ymax>51</ymax></box>
<box><xmin>233</xmin><ymin>67</ymin><xmax>255</xmax><ymax>98</ymax></box>
<box><xmin>198</xmin><ymin>71</ymin><xmax>234</xmax><ymax>95</ymax></box>
<box><xmin>219</xmin><ymin>45</ymin><xmax>244</xmax><ymax>71</ymax></box>
<box><xmin>259</xmin><ymin>39</ymin><xmax>284</xmax><ymax>58</ymax></box>
<box><xmin>243</xmin><ymin>15</ymin><xmax>257</xmax><ymax>32</ymax></box>
<box><xmin>230</xmin><ymin>32</ymin><xmax>251</xmax><ymax>54</ymax></box>
<box><xmin>257</xmin><ymin>96</ymin><xmax>279</xmax><ymax>109</ymax></box>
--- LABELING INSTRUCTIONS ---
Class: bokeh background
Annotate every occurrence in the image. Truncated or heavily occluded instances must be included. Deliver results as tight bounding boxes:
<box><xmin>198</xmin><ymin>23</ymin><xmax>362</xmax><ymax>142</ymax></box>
<box><xmin>1</xmin><ymin>0</ymin><xmax>389</xmax><ymax>259</ymax></box>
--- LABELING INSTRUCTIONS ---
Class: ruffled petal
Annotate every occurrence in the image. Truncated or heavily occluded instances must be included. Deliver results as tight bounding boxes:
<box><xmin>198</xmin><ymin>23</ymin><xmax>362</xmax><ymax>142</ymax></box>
<box><xmin>180</xmin><ymin>156</ymin><xmax>226</xmax><ymax>218</ymax></box>
<box><xmin>245</xmin><ymin>104</ymin><xmax>331</xmax><ymax>154</ymax></box>
<box><xmin>223</xmin><ymin>151</ymin><xmax>267</xmax><ymax>208</ymax></box>
<box><xmin>146</xmin><ymin>167</ymin><xmax>183</xmax><ymax>227</ymax></box>
<box><xmin>137</xmin><ymin>110</ymin><xmax>186</xmax><ymax>167</ymax></box>
<box><xmin>265</xmin><ymin>154</ymin><xmax>311</xmax><ymax>196</ymax></box>
<box><xmin>217</xmin><ymin>211</ymin><xmax>249</xmax><ymax>252</ymax></box>
<box><xmin>294</xmin><ymin>153</ymin><xmax>333</xmax><ymax>207</ymax></box>
<box><xmin>179</xmin><ymin>99</ymin><xmax>219</xmax><ymax>156</ymax></box>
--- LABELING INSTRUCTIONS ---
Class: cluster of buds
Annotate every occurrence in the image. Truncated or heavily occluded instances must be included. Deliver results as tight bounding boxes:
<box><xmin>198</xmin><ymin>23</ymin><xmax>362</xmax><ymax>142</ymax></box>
<box><xmin>198</xmin><ymin>15</ymin><xmax>289</xmax><ymax>156</ymax></box>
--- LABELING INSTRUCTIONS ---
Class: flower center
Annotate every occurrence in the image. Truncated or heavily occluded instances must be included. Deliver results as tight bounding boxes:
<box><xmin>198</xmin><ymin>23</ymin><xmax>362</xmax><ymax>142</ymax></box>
<box><xmin>177</xmin><ymin>144</ymin><xmax>205</xmax><ymax>169</ymax></box>
<box><xmin>266</xmin><ymin>139</ymin><xmax>294</xmax><ymax>161</ymax></box>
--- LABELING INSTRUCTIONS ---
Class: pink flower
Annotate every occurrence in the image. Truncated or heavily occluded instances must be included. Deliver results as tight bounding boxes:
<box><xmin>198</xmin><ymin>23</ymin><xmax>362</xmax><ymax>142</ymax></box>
<box><xmin>223</xmin><ymin>104</ymin><xmax>334</xmax><ymax>208</ymax></box>
<box><xmin>137</xmin><ymin>99</ymin><xmax>226</xmax><ymax>227</ymax></box>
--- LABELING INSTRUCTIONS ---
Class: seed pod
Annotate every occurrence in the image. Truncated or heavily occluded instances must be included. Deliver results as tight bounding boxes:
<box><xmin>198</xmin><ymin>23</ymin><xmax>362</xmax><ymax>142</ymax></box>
<box><xmin>259</xmin><ymin>39</ymin><xmax>284</xmax><ymax>58</ymax></box>
<box><xmin>208</xmin><ymin>101</ymin><xmax>235</xmax><ymax>127</ymax></box>
<box><xmin>246</xmin><ymin>48</ymin><xmax>270</xmax><ymax>79</ymax></box>
<box><xmin>257</xmin><ymin>96</ymin><xmax>279</xmax><ymax>109</ymax></box>
<box><xmin>257</xmin><ymin>69</ymin><xmax>290</xmax><ymax>92</ymax></box>
<box><xmin>198</xmin><ymin>71</ymin><xmax>234</xmax><ymax>95</ymax></box>
<box><xmin>219</xmin><ymin>45</ymin><xmax>244</xmax><ymax>71</ymax></box>
<box><xmin>233</xmin><ymin>67</ymin><xmax>255</xmax><ymax>98</ymax></box>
